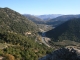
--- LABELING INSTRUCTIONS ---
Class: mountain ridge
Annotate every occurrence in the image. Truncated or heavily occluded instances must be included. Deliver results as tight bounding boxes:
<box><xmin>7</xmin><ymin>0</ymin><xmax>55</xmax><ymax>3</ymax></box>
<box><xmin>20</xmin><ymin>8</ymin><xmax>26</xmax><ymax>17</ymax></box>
<box><xmin>46</xmin><ymin>18</ymin><xmax>80</xmax><ymax>42</ymax></box>
<box><xmin>0</xmin><ymin>7</ymin><xmax>39</xmax><ymax>35</ymax></box>
<box><xmin>46</xmin><ymin>14</ymin><xmax>80</xmax><ymax>27</ymax></box>
<box><xmin>23</xmin><ymin>14</ymin><xmax>45</xmax><ymax>24</ymax></box>
<box><xmin>37</xmin><ymin>14</ymin><xmax>62</xmax><ymax>20</ymax></box>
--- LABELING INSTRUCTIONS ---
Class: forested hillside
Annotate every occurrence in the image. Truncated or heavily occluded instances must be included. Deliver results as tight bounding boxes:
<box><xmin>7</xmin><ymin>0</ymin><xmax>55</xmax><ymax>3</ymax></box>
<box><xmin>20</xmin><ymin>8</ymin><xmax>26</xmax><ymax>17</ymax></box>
<box><xmin>0</xmin><ymin>7</ymin><xmax>52</xmax><ymax>60</ymax></box>
<box><xmin>46</xmin><ymin>18</ymin><xmax>80</xmax><ymax>42</ymax></box>
<box><xmin>0</xmin><ymin>7</ymin><xmax>39</xmax><ymax>35</ymax></box>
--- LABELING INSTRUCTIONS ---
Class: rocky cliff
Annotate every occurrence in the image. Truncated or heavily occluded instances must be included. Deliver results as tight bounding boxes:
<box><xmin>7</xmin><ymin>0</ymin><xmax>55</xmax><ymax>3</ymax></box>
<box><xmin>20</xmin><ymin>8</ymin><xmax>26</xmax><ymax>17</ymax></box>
<box><xmin>39</xmin><ymin>47</ymin><xmax>80</xmax><ymax>60</ymax></box>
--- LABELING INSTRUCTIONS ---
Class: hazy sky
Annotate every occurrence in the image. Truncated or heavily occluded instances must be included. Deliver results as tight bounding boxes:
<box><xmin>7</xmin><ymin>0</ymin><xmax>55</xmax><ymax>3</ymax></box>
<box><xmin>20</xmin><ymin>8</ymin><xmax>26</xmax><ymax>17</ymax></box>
<box><xmin>0</xmin><ymin>0</ymin><xmax>80</xmax><ymax>15</ymax></box>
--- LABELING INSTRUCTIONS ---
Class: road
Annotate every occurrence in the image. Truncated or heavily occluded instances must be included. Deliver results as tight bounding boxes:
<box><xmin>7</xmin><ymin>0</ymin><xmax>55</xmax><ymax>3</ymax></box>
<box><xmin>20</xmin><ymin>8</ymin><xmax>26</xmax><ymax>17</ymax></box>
<box><xmin>39</xmin><ymin>28</ymin><xmax>51</xmax><ymax>47</ymax></box>
<box><xmin>42</xmin><ymin>32</ymin><xmax>51</xmax><ymax>47</ymax></box>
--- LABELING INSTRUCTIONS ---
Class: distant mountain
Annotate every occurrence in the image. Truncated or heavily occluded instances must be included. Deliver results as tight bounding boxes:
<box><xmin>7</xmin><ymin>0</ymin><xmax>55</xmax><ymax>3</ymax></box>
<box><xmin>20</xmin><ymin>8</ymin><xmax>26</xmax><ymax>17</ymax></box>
<box><xmin>37</xmin><ymin>14</ymin><xmax>62</xmax><ymax>20</ymax></box>
<box><xmin>46</xmin><ymin>14</ymin><xmax>80</xmax><ymax>27</ymax></box>
<box><xmin>46</xmin><ymin>18</ymin><xmax>80</xmax><ymax>42</ymax></box>
<box><xmin>23</xmin><ymin>14</ymin><xmax>45</xmax><ymax>24</ymax></box>
<box><xmin>0</xmin><ymin>8</ymin><xmax>39</xmax><ymax>34</ymax></box>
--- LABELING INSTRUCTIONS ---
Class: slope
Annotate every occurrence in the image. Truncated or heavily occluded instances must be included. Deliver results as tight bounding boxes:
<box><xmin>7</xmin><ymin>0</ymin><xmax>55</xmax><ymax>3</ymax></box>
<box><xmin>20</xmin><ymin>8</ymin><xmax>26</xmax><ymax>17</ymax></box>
<box><xmin>46</xmin><ymin>15</ymin><xmax>80</xmax><ymax>27</ymax></box>
<box><xmin>0</xmin><ymin>7</ymin><xmax>52</xmax><ymax>60</ymax></box>
<box><xmin>46</xmin><ymin>18</ymin><xmax>80</xmax><ymax>42</ymax></box>
<box><xmin>0</xmin><ymin>7</ymin><xmax>39</xmax><ymax>35</ymax></box>
<box><xmin>23</xmin><ymin>14</ymin><xmax>45</xmax><ymax>24</ymax></box>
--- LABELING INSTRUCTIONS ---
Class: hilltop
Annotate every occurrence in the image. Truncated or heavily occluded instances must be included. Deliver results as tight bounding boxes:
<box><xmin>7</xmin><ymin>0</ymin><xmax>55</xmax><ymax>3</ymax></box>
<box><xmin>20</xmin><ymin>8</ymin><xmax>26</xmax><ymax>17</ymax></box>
<box><xmin>0</xmin><ymin>7</ymin><xmax>39</xmax><ymax>35</ymax></box>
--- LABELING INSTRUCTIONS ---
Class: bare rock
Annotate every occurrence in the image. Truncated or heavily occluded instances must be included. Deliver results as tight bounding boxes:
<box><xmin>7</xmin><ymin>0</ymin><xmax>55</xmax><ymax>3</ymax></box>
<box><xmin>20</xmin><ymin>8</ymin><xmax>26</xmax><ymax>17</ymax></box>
<box><xmin>39</xmin><ymin>47</ymin><xmax>80</xmax><ymax>60</ymax></box>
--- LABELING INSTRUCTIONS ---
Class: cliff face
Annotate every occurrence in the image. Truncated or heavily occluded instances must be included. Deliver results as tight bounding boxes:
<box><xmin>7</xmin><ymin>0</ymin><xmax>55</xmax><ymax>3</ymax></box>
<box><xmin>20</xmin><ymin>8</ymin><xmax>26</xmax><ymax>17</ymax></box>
<box><xmin>39</xmin><ymin>47</ymin><xmax>80</xmax><ymax>60</ymax></box>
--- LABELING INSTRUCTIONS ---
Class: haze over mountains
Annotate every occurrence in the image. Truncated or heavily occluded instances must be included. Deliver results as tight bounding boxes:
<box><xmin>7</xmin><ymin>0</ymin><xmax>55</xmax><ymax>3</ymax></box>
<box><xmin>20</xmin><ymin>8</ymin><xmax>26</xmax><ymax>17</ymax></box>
<box><xmin>23</xmin><ymin>14</ymin><xmax>46</xmax><ymax>24</ymax></box>
<box><xmin>23</xmin><ymin>14</ymin><xmax>62</xmax><ymax>24</ymax></box>
<box><xmin>36</xmin><ymin>14</ymin><xmax>62</xmax><ymax>20</ymax></box>
<box><xmin>23</xmin><ymin>14</ymin><xmax>80</xmax><ymax>28</ymax></box>
<box><xmin>47</xmin><ymin>14</ymin><xmax>80</xmax><ymax>27</ymax></box>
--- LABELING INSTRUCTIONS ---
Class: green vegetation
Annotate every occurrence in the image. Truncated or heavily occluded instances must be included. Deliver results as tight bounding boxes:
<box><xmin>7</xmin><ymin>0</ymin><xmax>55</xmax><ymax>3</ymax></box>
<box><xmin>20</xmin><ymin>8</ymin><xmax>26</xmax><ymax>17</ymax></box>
<box><xmin>0</xmin><ymin>7</ymin><xmax>53</xmax><ymax>60</ymax></box>
<box><xmin>0</xmin><ymin>7</ymin><xmax>38</xmax><ymax>34</ymax></box>
<box><xmin>46</xmin><ymin>18</ymin><xmax>80</xmax><ymax>42</ymax></box>
<box><xmin>0</xmin><ymin>32</ymin><xmax>52</xmax><ymax>60</ymax></box>
<box><xmin>37</xmin><ymin>24</ymin><xmax>53</xmax><ymax>31</ymax></box>
<box><xmin>23</xmin><ymin>14</ymin><xmax>45</xmax><ymax>24</ymax></box>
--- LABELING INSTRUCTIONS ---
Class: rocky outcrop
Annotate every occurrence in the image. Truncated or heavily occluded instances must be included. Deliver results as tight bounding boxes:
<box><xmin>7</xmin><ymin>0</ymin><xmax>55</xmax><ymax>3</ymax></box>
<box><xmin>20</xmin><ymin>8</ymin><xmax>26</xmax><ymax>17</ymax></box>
<box><xmin>39</xmin><ymin>47</ymin><xmax>80</xmax><ymax>60</ymax></box>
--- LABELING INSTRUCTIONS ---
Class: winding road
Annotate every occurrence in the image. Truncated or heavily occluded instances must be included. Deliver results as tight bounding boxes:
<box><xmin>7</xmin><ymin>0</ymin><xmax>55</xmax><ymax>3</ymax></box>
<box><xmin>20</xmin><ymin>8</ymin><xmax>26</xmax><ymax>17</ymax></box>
<box><xmin>42</xmin><ymin>31</ymin><xmax>51</xmax><ymax>47</ymax></box>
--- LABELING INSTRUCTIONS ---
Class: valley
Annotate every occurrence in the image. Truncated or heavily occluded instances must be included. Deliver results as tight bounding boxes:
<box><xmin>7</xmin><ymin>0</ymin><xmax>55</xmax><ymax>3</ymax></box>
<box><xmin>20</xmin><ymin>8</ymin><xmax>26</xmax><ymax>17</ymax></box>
<box><xmin>0</xmin><ymin>7</ymin><xmax>80</xmax><ymax>60</ymax></box>
<box><xmin>0</xmin><ymin>0</ymin><xmax>80</xmax><ymax>60</ymax></box>
<box><xmin>40</xmin><ymin>28</ymin><xmax>51</xmax><ymax>47</ymax></box>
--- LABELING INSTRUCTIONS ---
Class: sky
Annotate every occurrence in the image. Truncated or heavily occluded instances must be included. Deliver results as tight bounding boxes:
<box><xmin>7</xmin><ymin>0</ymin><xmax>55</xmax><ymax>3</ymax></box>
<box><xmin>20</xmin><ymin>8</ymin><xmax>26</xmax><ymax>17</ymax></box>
<box><xmin>0</xmin><ymin>0</ymin><xmax>80</xmax><ymax>15</ymax></box>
